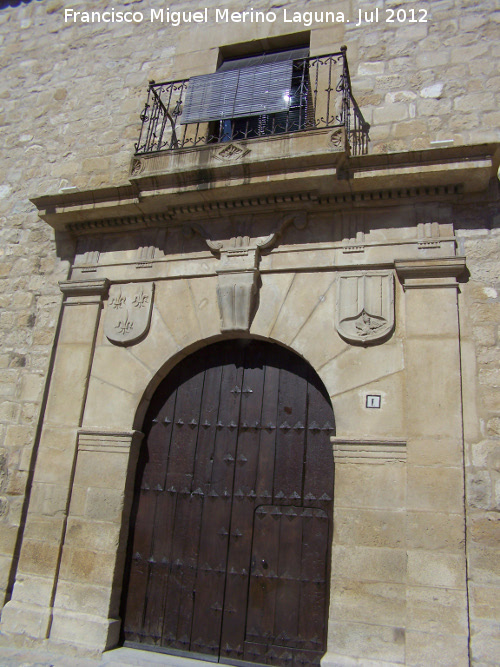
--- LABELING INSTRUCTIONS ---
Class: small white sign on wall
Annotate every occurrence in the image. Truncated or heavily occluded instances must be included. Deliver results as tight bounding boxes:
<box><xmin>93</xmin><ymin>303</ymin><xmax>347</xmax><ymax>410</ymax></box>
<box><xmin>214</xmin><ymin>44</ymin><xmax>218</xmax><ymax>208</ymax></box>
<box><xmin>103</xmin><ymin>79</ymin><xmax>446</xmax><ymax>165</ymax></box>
<box><xmin>366</xmin><ymin>395</ymin><xmax>381</xmax><ymax>409</ymax></box>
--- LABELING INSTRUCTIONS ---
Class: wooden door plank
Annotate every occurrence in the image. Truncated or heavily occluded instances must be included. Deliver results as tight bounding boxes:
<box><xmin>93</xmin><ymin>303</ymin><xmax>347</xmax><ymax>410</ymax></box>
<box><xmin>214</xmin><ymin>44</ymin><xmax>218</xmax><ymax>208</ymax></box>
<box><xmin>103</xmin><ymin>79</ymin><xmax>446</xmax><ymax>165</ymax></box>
<box><xmin>159</xmin><ymin>364</ymin><xmax>205</xmax><ymax>650</ymax></box>
<box><xmin>190</xmin><ymin>348</ymin><xmax>243</xmax><ymax>655</ymax></box>
<box><xmin>220</xmin><ymin>347</ymin><xmax>266</xmax><ymax>660</ymax></box>
<box><xmin>274</xmin><ymin>364</ymin><xmax>307</xmax><ymax>504</ymax></box>
<box><xmin>123</xmin><ymin>385</ymin><xmax>177</xmax><ymax>643</ymax></box>
<box><xmin>303</xmin><ymin>378</ymin><xmax>334</xmax><ymax>508</ymax></box>
<box><xmin>274</xmin><ymin>508</ymin><xmax>303</xmax><ymax>648</ymax></box>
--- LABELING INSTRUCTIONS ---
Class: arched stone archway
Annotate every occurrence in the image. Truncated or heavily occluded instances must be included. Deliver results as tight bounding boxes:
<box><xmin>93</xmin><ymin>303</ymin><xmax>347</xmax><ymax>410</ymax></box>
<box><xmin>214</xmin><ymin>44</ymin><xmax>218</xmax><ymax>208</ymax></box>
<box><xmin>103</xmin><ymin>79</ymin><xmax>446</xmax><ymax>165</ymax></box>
<box><xmin>121</xmin><ymin>338</ymin><xmax>335</xmax><ymax>667</ymax></box>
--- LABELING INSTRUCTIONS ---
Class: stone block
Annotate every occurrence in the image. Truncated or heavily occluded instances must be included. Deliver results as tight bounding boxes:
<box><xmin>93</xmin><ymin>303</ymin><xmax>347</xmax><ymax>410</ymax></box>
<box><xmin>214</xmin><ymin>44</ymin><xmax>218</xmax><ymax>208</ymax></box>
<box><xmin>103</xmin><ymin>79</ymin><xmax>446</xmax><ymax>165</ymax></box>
<box><xmin>404</xmin><ymin>287</ymin><xmax>459</xmax><ymax>337</ymax></box>
<box><xmin>65</xmin><ymin>517</ymin><xmax>120</xmax><ymax>552</ymax></box>
<box><xmin>54</xmin><ymin>580</ymin><xmax>111</xmax><ymax>617</ymax></box>
<box><xmin>81</xmin><ymin>377</ymin><xmax>139</xmax><ymax>431</ymax></box>
<box><xmin>468</xmin><ymin>545</ymin><xmax>500</xmax><ymax>584</ymax></box>
<box><xmin>90</xmin><ymin>345</ymin><xmax>152</xmax><ymax>398</ymax></box>
<box><xmin>0</xmin><ymin>401</ymin><xmax>21</xmax><ymax>422</ymax></box>
<box><xmin>19</xmin><ymin>373</ymin><xmax>44</xmax><ymax>402</ymax></box>
<box><xmin>84</xmin><ymin>487</ymin><xmax>124</xmax><ymax>523</ymax></box>
<box><xmin>29</xmin><ymin>481</ymin><xmax>69</xmax><ymax>518</ymax></box>
<box><xmin>0</xmin><ymin>599</ymin><xmax>52</xmax><ymax>640</ymax></box>
<box><xmin>334</xmin><ymin>462</ymin><xmax>406</xmax><ymax>511</ymax></box>
<box><xmin>154</xmin><ymin>278</ymin><xmax>203</xmax><ymax>350</ymax></box>
<box><xmin>59</xmin><ymin>546</ymin><xmax>117</xmax><ymax>587</ymax></box>
<box><xmin>50</xmin><ymin>608</ymin><xmax>120</xmax><ymax>651</ymax></box>
<box><xmin>407</xmin><ymin>465</ymin><xmax>464</xmax><ymax>513</ymax></box>
<box><xmin>327</xmin><ymin>620</ymin><xmax>405</xmax><ymax>664</ymax></box>
<box><xmin>251</xmin><ymin>272</ymin><xmax>293</xmax><ymax>338</ymax></box>
<box><xmin>10</xmin><ymin>573</ymin><xmax>53</xmax><ymax>607</ymax></box>
<box><xmin>0</xmin><ymin>523</ymin><xmax>19</xmax><ymax>556</ymax></box>
<box><xmin>333</xmin><ymin>508</ymin><xmax>405</xmax><ymax>549</ymax></box>
<box><xmin>373</xmin><ymin>103</ymin><xmax>408</xmax><ymax>125</ymax></box>
<box><xmin>44</xmin><ymin>345</ymin><xmax>93</xmax><ymax>425</ymax></box>
<box><xmin>24</xmin><ymin>515</ymin><xmax>65</xmax><ymax>543</ymax></box>
<box><xmin>269</xmin><ymin>272</ymin><xmax>337</xmax><ymax>347</ymax></box>
<box><xmin>73</xmin><ymin>449</ymin><xmax>129</xmax><ymax>491</ymax></box>
<box><xmin>407</xmin><ymin>586</ymin><xmax>468</xmax><ymax>634</ymax></box>
<box><xmin>331</xmin><ymin>545</ymin><xmax>406</xmax><ymax>584</ymax></box>
<box><xmin>406</xmin><ymin>437</ymin><xmax>462</xmax><ymax>466</ymax></box>
<box><xmin>331</xmin><ymin>371</ymin><xmax>405</xmax><ymax>440</ymax></box>
<box><xmin>405</xmin><ymin>630</ymin><xmax>469</xmax><ymax>666</ymax></box>
<box><xmin>33</xmin><ymin>430</ymin><xmax>77</xmax><ymax>485</ymax></box>
<box><xmin>119</xmin><ymin>306</ymin><xmax>180</xmax><ymax>377</ymax></box>
<box><xmin>321</xmin><ymin>341</ymin><xmax>404</xmax><ymax>400</ymax></box>
<box><xmin>185</xmin><ymin>276</ymin><xmax>220</xmax><ymax>340</ymax></box>
<box><xmin>469</xmin><ymin>513</ymin><xmax>500</xmax><ymax>548</ymax></box>
<box><xmin>407</xmin><ymin>511</ymin><xmax>464</xmax><ymax>553</ymax></box>
<box><xmin>329</xmin><ymin>580</ymin><xmax>406</xmax><ymax>627</ymax></box>
<box><xmin>470</xmin><ymin>583</ymin><xmax>500</xmax><ymax>620</ymax></box>
<box><xmin>407</xmin><ymin>550</ymin><xmax>466</xmax><ymax>589</ymax></box>
<box><xmin>283</xmin><ymin>279</ymin><xmax>349</xmax><ymax>371</ymax></box>
<box><xmin>406</xmin><ymin>340</ymin><xmax>462</xmax><ymax>438</ymax></box>
<box><xmin>4</xmin><ymin>424</ymin><xmax>32</xmax><ymax>449</ymax></box>
<box><xmin>18</xmin><ymin>539</ymin><xmax>60</xmax><ymax>577</ymax></box>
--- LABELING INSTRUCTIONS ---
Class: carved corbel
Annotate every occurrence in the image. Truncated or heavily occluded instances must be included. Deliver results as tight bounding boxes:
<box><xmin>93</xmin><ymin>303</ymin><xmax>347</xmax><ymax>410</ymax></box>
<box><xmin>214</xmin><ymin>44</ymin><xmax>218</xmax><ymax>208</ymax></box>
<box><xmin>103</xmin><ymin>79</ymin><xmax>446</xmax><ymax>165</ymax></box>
<box><xmin>191</xmin><ymin>214</ymin><xmax>307</xmax><ymax>332</ymax></box>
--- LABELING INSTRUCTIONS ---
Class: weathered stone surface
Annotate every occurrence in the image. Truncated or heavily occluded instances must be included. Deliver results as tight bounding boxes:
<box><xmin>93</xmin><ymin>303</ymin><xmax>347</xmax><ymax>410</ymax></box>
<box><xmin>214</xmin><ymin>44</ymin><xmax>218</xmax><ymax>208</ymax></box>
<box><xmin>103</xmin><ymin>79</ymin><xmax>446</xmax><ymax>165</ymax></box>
<box><xmin>0</xmin><ymin>0</ymin><xmax>498</xmax><ymax>662</ymax></box>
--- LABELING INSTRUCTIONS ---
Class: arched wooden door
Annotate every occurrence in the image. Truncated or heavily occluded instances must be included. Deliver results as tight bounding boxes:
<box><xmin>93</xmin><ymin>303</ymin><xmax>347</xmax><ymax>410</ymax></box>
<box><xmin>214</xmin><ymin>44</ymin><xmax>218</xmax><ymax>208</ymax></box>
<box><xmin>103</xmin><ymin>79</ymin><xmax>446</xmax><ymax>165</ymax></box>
<box><xmin>122</xmin><ymin>340</ymin><xmax>335</xmax><ymax>667</ymax></box>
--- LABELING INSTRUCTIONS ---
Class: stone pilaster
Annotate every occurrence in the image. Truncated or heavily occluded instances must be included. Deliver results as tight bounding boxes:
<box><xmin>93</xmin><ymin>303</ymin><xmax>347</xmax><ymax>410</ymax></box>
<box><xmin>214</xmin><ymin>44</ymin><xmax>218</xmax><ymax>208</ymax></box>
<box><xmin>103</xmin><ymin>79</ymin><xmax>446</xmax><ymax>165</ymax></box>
<box><xmin>0</xmin><ymin>279</ymin><xmax>109</xmax><ymax>641</ymax></box>
<box><xmin>49</xmin><ymin>429</ymin><xmax>142</xmax><ymax>652</ymax></box>
<box><xmin>323</xmin><ymin>438</ymin><xmax>408</xmax><ymax>666</ymax></box>
<box><xmin>396</xmin><ymin>257</ymin><xmax>469</xmax><ymax>666</ymax></box>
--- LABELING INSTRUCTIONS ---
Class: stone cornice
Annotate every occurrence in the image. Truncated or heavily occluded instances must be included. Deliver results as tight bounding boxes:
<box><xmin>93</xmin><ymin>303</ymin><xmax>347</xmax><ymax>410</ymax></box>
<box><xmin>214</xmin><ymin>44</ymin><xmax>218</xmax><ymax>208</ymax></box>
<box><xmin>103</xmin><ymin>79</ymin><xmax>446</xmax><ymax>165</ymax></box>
<box><xmin>31</xmin><ymin>143</ymin><xmax>499</xmax><ymax>232</ymax></box>
<box><xmin>395</xmin><ymin>257</ymin><xmax>466</xmax><ymax>289</ymax></box>
<box><xmin>59</xmin><ymin>278</ymin><xmax>110</xmax><ymax>298</ymax></box>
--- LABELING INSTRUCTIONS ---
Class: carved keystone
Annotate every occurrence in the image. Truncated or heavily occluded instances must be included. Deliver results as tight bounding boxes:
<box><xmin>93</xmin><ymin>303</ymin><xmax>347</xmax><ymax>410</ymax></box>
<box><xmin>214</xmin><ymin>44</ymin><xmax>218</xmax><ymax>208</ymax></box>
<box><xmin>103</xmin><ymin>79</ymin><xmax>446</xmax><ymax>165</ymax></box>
<box><xmin>192</xmin><ymin>215</ymin><xmax>307</xmax><ymax>332</ymax></box>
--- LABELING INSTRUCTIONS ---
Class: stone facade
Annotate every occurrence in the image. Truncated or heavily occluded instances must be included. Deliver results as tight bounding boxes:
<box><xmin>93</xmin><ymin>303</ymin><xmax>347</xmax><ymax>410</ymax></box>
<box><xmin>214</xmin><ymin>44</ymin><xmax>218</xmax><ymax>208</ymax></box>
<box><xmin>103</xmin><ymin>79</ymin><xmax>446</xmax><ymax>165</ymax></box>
<box><xmin>0</xmin><ymin>0</ymin><xmax>499</xmax><ymax>665</ymax></box>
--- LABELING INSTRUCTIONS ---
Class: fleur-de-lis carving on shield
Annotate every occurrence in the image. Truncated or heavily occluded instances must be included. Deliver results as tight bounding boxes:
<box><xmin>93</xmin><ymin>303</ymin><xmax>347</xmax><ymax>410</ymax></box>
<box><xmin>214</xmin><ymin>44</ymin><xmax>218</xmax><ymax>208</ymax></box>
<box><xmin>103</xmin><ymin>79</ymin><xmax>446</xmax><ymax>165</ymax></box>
<box><xmin>335</xmin><ymin>271</ymin><xmax>394</xmax><ymax>344</ymax></box>
<box><xmin>105</xmin><ymin>282</ymin><xmax>154</xmax><ymax>345</ymax></box>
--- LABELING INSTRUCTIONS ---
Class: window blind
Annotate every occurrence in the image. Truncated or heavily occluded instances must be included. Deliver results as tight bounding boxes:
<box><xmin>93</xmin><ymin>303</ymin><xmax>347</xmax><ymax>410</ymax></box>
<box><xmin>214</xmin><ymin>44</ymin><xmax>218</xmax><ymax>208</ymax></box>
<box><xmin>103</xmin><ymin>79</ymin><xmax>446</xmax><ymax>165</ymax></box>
<box><xmin>179</xmin><ymin>60</ymin><xmax>294</xmax><ymax>125</ymax></box>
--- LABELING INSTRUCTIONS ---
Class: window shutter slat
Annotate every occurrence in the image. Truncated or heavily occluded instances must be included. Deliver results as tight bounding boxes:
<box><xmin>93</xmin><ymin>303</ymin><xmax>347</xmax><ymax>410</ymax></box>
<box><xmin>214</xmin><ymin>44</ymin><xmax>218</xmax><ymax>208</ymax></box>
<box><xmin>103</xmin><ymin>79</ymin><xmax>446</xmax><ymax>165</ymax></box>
<box><xmin>179</xmin><ymin>69</ymin><xmax>239</xmax><ymax>124</ymax></box>
<box><xmin>233</xmin><ymin>61</ymin><xmax>293</xmax><ymax>117</ymax></box>
<box><xmin>180</xmin><ymin>60</ymin><xmax>293</xmax><ymax>125</ymax></box>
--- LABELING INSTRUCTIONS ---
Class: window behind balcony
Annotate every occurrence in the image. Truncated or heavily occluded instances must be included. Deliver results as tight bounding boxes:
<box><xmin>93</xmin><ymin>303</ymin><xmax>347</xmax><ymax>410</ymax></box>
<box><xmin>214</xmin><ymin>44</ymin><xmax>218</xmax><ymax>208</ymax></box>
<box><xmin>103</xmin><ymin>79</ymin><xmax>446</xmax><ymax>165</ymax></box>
<box><xmin>180</xmin><ymin>47</ymin><xmax>312</xmax><ymax>142</ymax></box>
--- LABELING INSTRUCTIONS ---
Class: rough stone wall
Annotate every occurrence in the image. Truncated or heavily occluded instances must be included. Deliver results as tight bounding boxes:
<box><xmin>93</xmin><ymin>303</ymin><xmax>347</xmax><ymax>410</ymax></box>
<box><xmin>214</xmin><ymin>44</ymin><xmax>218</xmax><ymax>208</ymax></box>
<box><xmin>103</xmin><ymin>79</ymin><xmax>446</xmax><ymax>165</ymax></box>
<box><xmin>0</xmin><ymin>0</ymin><xmax>499</xmax><ymax>661</ymax></box>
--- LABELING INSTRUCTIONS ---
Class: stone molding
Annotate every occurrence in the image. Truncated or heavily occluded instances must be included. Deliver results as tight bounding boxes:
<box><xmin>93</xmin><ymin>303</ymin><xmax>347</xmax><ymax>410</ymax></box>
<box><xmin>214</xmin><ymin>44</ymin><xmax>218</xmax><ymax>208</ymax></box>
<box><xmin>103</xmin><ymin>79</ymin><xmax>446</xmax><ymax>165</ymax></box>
<box><xmin>77</xmin><ymin>429</ymin><xmax>144</xmax><ymax>455</ymax></box>
<box><xmin>31</xmin><ymin>144</ymin><xmax>498</xmax><ymax>231</ymax></box>
<box><xmin>331</xmin><ymin>437</ymin><xmax>407</xmax><ymax>463</ymax></box>
<box><xmin>395</xmin><ymin>257</ymin><xmax>466</xmax><ymax>290</ymax></box>
<box><xmin>59</xmin><ymin>278</ymin><xmax>110</xmax><ymax>299</ymax></box>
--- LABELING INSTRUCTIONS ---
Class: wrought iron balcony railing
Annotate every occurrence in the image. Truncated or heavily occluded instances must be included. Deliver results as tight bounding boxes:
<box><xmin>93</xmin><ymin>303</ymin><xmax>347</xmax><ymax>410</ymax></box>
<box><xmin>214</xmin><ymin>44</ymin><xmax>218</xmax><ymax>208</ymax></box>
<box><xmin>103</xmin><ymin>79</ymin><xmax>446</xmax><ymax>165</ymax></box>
<box><xmin>135</xmin><ymin>47</ymin><xmax>370</xmax><ymax>157</ymax></box>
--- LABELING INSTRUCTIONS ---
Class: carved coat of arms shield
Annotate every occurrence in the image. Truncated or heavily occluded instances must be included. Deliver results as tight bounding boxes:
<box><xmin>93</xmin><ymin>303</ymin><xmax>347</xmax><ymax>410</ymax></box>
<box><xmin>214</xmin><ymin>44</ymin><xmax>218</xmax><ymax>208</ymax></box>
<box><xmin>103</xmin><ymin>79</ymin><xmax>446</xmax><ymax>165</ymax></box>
<box><xmin>104</xmin><ymin>282</ymin><xmax>154</xmax><ymax>345</ymax></box>
<box><xmin>335</xmin><ymin>271</ymin><xmax>394</xmax><ymax>344</ymax></box>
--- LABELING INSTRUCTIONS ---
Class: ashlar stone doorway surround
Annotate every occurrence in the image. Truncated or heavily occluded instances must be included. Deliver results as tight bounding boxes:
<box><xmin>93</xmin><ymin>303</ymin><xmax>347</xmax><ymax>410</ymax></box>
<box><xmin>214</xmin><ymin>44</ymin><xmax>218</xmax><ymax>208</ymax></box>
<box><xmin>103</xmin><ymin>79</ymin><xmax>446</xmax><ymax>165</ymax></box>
<box><xmin>2</xmin><ymin>143</ymin><xmax>496</xmax><ymax>666</ymax></box>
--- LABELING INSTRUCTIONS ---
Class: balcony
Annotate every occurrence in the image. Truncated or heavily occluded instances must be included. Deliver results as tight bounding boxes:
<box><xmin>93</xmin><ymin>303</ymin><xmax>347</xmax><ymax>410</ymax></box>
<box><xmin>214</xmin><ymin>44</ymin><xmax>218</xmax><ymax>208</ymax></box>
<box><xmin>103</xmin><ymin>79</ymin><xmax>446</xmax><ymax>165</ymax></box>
<box><xmin>135</xmin><ymin>47</ymin><xmax>369</xmax><ymax>158</ymax></box>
